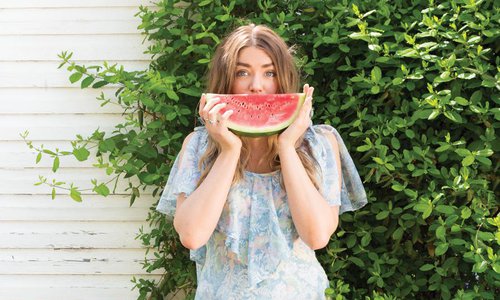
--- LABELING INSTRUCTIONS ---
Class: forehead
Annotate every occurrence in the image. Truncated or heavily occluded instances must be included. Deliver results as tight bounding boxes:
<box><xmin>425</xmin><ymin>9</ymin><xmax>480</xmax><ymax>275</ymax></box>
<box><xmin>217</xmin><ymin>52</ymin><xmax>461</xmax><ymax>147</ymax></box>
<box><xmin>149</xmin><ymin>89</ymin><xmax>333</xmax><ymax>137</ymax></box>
<box><xmin>237</xmin><ymin>46</ymin><xmax>273</xmax><ymax>65</ymax></box>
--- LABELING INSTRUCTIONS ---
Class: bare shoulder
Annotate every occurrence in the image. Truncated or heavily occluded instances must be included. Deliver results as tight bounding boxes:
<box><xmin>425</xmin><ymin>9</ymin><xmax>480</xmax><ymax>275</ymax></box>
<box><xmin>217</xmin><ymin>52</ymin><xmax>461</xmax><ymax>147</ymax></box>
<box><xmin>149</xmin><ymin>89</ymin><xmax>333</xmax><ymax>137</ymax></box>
<box><xmin>317</xmin><ymin>126</ymin><xmax>340</xmax><ymax>153</ymax></box>
<box><xmin>177</xmin><ymin>130</ymin><xmax>199</xmax><ymax>161</ymax></box>
<box><xmin>181</xmin><ymin>131</ymin><xmax>197</xmax><ymax>149</ymax></box>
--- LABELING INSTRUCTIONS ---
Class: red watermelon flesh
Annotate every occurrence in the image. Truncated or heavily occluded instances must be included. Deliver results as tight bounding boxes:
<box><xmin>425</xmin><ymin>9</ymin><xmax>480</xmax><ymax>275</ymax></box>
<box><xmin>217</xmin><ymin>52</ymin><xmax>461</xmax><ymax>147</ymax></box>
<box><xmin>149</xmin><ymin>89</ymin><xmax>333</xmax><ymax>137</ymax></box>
<box><xmin>205</xmin><ymin>93</ymin><xmax>306</xmax><ymax>136</ymax></box>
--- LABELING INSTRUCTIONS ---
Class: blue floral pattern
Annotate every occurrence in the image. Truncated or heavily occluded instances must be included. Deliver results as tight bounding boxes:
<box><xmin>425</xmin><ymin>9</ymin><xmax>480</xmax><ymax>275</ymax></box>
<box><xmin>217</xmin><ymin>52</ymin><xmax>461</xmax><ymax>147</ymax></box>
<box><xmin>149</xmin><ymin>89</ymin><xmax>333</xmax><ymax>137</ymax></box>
<box><xmin>157</xmin><ymin>125</ymin><xmax>367</xmax><ymax>299</ymax></box>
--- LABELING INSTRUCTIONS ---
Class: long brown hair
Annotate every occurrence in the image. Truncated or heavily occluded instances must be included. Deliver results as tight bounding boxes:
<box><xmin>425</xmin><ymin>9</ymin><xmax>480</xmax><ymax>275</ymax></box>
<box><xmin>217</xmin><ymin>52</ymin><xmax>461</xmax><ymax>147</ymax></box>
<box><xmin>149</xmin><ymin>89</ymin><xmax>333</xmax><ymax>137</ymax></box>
<box><xmin>198</xmin><ymin>24</ymin><xmax>320</xmax><ymax>189</ymax></box>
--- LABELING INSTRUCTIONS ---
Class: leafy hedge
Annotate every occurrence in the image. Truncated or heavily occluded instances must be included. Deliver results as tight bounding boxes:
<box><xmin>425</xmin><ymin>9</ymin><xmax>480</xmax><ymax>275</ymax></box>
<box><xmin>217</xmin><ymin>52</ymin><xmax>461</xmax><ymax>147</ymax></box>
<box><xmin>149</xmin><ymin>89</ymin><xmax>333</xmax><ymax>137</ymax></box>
<box><xmin>36</xmin><ymin>0</ymin><xmax>499</xmax><ymax>299</ymax></box>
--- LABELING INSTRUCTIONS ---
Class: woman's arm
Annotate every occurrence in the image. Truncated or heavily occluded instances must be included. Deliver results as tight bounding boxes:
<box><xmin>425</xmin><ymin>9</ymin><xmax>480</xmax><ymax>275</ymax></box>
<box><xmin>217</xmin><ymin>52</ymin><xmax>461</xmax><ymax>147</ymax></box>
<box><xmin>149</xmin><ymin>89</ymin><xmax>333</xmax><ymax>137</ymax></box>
<box><xmin>173</xmin><ymin>134</ymin><xmax>241</xmax><ymax>250</ymax></box>
<box><xmin>279</xmin><ymin>130</ymin><xmax>342</xmax><ymax>250</ymax></box>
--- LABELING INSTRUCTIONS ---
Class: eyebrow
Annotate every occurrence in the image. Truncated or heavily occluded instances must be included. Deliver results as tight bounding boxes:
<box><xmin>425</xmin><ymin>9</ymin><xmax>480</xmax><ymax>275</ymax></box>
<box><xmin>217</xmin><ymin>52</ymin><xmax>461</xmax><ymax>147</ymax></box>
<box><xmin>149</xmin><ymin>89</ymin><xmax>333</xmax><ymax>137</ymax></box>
<box><xmin>236</xmin><ymin>62</ymin><xmax>274</xmax><ymax>68</ymax></box>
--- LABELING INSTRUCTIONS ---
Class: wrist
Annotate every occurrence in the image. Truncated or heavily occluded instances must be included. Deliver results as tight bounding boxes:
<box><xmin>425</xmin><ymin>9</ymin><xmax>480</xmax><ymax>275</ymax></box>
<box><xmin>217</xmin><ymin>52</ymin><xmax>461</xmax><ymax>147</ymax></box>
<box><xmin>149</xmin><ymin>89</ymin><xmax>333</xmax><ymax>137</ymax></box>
<box><xmin>278</xmin><ymin>140</ymin><xmax>296</xmax><ymax>153</ymax></box>
<box><xmin>220</xmin><ymin>144</ymin><xmax>241</xmax><ymax>157</ymax></box>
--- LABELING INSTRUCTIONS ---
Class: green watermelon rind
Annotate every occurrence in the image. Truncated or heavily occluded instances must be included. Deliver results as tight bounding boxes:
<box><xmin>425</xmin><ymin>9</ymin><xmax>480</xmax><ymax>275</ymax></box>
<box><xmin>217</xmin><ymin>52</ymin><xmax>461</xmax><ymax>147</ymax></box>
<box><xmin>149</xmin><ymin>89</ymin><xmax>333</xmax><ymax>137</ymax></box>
<box><xmin>204</xmin><ymin>93</ymin><xmax>306</xmax><ymax>137</ymax></box>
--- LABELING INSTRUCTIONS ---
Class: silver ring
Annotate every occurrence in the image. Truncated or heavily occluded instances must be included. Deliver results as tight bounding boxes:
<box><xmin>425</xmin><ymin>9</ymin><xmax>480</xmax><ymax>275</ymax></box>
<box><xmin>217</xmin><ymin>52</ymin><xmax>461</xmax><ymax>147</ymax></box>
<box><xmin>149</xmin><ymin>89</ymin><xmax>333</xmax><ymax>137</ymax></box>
<box><xmin>208</xmin><ymin>119</ymin><xmax>216</xmax><ymax>124</ymax></box>
<box><xmin>309</xmin><ymin>108</ymin><xmax>314</xmax><ymax>118</ymax></box>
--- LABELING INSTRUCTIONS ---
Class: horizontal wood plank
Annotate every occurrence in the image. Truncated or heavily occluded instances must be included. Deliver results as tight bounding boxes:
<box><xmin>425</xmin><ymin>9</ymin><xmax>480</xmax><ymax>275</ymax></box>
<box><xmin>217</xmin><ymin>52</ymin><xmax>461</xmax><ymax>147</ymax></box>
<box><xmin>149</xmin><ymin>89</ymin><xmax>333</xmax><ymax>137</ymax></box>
<box><xmin>0</xmin><ymin>141</ymin><xmax>102</xmax><ymax>168</ymax></box>
<box><xmin>0</xmin><ymin>221</ymin><xmax>152</xmax><ymax>249</ymax></box>
<box><xmin>0</xmin><ymin>194</ymin><xmax>156</xmax><ymax>208</ymax></box>
<box><xmin>1</xmin><ymin>113</ymin><xmax>127</xmax><ymax>141</ymax></box>
<box><xmin>1</xmin><ymin>35</ymin><xmax>151</xmax><ymax>61</ymax></box>
<box><xmin>0</xmin><ymin>61</ymin><xmax>150</xmax><ymax>88</ymax></box>
<box><xmin>0</xmin><ymin>0</ymin><xmax>155</xmax><ymax>8</ymax></box>
<box><xmin>0</xmin><ymin>88</ymin><xmax>125</xmax><ymax>114</ymax></box>
<box><xmin>0</xmin><ymin>7</ymin><xmax>142</xmax><ymax>21</ymax></box>
<box><xmin>0</xmin><ymin>248</ymin><xmax>162</xmax><ymax>275</ymax></box>
<box><xmin>0</xmin><ymin>274</ymin><xmax>164</xmax><ymax>300</ymax></box>
<box><xmin>0</xmin><ymin>206</ymin><xmax>154</xmax><ymax>221</ymax></box>
<box><xmin>0</xmin><ymin>20</ymin><xmax>142</xmax><ymax>35</ymax></box>
<box><xmin>0</xmin><ymin>193</ymin><xmax>158</xmax><ymax>222</ymax></box>
<box><xmin>0</xmin><ymin>274</ymin><xmax>160</xmax><ymax>287</ymax></box>
<box><xmin>0</xmin><ymin>287</ymin><xmax>143</xmax><ymax>300</ymax></box>
<box><xmin>0</xmin><ymin>168</ymin><xmax>158</xmax><ymax>195</ymax></box>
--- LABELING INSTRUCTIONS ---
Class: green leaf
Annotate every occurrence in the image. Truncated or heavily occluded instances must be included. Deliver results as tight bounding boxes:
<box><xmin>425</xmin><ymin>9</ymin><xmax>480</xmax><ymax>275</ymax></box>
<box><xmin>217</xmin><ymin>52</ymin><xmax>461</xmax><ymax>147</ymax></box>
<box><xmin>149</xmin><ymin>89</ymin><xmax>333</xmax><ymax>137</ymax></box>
<box><xmin>346</xmin><ymin>235</ymin><xmax>356</xmax><ymax>248</ymax></box>
<box><xmin>339</xmin><ymin>44</ymin><xmax>350</xmax><ymax>53</ymax></box>
<box><xmin>69</xmin><ymin>72</ymin><xmax>83</xmax><ymax>83</ymax></box>
<box><xmin>391</xmin><ymin>137</ymin><xmax>400</xmax><ymax>149</ymax></box>
<box><xmin>93</xmin><ymin>183</ymin><xmax>110</xmax><ymax>196</ymax></box>
<box><xmin>357</xmin><ymin>145</ymin><xmax>371</xmax><ymax>152</ymax></box>
<box><xmin>477</xmin><ymin>232</ymin><xmax>494</xmax><ymax>241</ymax></box>
<box><xmin>361</xmin><ymin>233</ymin><xmax>371</xmax><ymax>247</ymax></box>
<box><xmin>198</xmin><ymin>0</ymin><xmax>212</xmax><ymax>6</ymax></box>
<box><xmin>455</xmin><ymin>148</ymin><xmax>471</xmax><ymax>156</ymax></box>
<box><xmin>81</xmin><ymin>76</ymin><xmax>95</xmax><ymax>88</ymax></box>
<box><xmin>454</xmin><ymin>97</ymin><xmax>468</xmax><ymax>105</ymax></box>
<box><xmin>435</xmin><ymin>205</ymin><xmax>455</xmax><ymax>215</ymax></box>
<box><xmin>70</xmin><ymin>188</ymin><xmax>82</xmax><ymax>202</ymax></box>
<box><xmin>179</xmin><ymin>87</ymin><xmax>201</xmax><ymax>97</ymax></box>
<box><xmin>428</xmin><ymin>109</ymin><xmax>440</xmax><ymax>120</ymax></box>
<box><xmin>166</xmin><ymin>89</ymin><xmax>179</xmax><ymax>101</ymax></box>
<box><xmin>435</xmin><ymin>243</ymin><xmax>449</xmax><ymax>256</ymax></box>
<box><xmin>371</xmin><ymin>66</ymin><xmax>382</xmax><ymax>83</ymax></box>
<box><xmin>475</xmin><ymin>156</ymin><xmax>491</xmax><ymax>166</ymax></box>
<box><xmin>413</xmin><ymin>109</ymin><xmax>434</xmax><ymax>120</ymax></box>
<box><xmin>462</xmin><ymin>155</ymin><xmax>475</xmax><ymax>166</ymax></box>
<box><xmin>392</xmin><ymin>77</ymin><xmax>404</xmax><ymax>85</ymax></box>
<box><xmin>476</xmin><ymin>149</ymin><xmax>493</xmax><ymax>157</ymax></box>
<box><xmin>436</xmin><ymin>226</ymin><xmax>446</xmax><ymax>241</ymax></box>
<box><xmin>392</xmin><ymin>227</ymin><xmax>404</xmax><ymax>240</ymax></box>
<box><xmin>166</xmin><ymin>112</ymin><xmax>177</xmax><ymax>121</ymax></box>
<box><xmin>405</xmin><ymin>129</ymin><xmax>415</xmax><ymax>139</ymax></box>
<box><xmin>420</xmin><ymin>264</ymin><xmax>434</xmax><ymax>271</ymax></box>
<box><xmin>436</xmin><ymin>144</ymin><xmax>451</xmax><ymax>152</ymax></box>
<box><xmin>443</xmin><ymin>111</ymin><xmax>463</xmax><ymax>123</ymax></box>
<box><xmin>36</xmin><ymin>152</ymin><xmax>42</xmax><ymax>163</ymax></box>
<box><xmin>52</xmin><ymin>156</ymin><xmax>60</xmax><ymax>172</ymax></box>
<box><xmin>348</xmin><ymin>256</ymin><xmax>365</xmax><ymax>267</ymax></box>
<box><xmin>461</xmin><ymin>207</ymin><xmax>471</xmax><ymax>219</ymax></box>
<box><xmin>51</xmin><ymin>188</ymin><xmax>56</xmax><ymax>200</ymax></box>
<box><xmin>472</xmin><ymin>261</ymin><xmax>488</xmax><ymax>273</ymax></box>
<box><xmin>391</xmin><ymin>183</ymin><xmax>405</xmax><ymax>191</ymax></box>
<box><xmin>396</xmin><ymin>48</ymin><xmax>419</xmax><ymax>58</ymax></box>
<box><xmin>73</xmin><ymin>147</ymin><xmax>90</xmax><ymax>161</ymax></box>
<box><xmin>481</xmin><ymin>79</ymin><xmax>495</xmax><ymax>87</ymax></box>
<box><xmin>451</xmin><ymin>225</ymin><xmax>461</xmax><ymax>233</ymax></box>
<box><xmin>376</xmin><ymin>210</ymin><xmax>390</xmax><ymax>220</ymax></box>
<box><xmin>414</xmin><ymin>200</ymin><xmax>433</xmax><ymax>219</ymax></box>
<box><xmin>92</xmin><ymin>81</ymin><xmax>108</xmax><ymax>88</ymax></box>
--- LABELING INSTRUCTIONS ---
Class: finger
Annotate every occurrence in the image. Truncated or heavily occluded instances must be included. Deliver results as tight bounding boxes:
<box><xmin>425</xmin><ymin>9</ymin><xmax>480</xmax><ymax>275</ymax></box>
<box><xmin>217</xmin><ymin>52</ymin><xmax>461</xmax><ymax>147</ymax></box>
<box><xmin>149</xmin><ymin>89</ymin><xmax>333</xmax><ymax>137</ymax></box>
<box><xmin>219</xmin><ymin>109</ymin><xmax>234</xmax><ymax>127</ymax></box>
<box><xmin>202</xmin><ymin>97</ymin><xmax>220</xmax><ymax>119</ymax></box>
<box><xmin>209</xmin><ymin>103</ymin><xmax>227</xmax><ymax>121</ymax></box>
<box><xmin>309</xmin><ymin>86</ymin><xmax>314</xmax><ymax>99</ymax></box>
<box><xmin>303</xmin><ymin>83</ymin><xmax>309</xmax><ymax>95</ymax></box>
<box><xmin>198</xmin><ymin>94</ymin><xmax>206</xmax><ymax>117</ymax></box>
<box><xmin>303</xmin><ymin>96</ymin><xmax>312</xmax><ymax>118</ymax></box>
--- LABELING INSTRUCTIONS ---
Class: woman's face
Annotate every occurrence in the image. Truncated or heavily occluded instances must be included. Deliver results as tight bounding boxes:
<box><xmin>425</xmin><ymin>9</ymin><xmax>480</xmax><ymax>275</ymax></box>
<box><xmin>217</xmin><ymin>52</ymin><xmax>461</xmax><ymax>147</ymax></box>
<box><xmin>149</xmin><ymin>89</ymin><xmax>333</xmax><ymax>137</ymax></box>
<box><xmin>231</xmin><ymin>46</ymin><xmax>278</xmax><ymax>94</ymax></box>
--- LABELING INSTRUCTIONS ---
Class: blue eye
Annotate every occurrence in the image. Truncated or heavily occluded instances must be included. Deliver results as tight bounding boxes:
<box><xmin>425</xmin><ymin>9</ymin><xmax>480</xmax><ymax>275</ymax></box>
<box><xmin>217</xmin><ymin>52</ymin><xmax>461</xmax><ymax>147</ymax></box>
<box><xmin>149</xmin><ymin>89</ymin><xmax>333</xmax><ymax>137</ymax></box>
<box><xmin>236</xmin><ymin>70</ymin><xmax>248</xmax><ymax>77</ymax></box>
<box><xmin>266</xmin><ymin>71</ymin><xmax>277</xmax><ymax>77</ymax></box>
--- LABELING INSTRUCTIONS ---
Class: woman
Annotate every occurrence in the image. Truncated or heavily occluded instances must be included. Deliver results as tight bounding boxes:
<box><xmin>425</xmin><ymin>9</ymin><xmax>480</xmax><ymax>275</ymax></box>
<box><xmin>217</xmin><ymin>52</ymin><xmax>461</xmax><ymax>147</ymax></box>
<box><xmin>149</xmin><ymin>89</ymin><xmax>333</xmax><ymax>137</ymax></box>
<box><xmin>157</xmin><ymin>24</ymin><xmax>367</xmax><ymax>299</ymax></box>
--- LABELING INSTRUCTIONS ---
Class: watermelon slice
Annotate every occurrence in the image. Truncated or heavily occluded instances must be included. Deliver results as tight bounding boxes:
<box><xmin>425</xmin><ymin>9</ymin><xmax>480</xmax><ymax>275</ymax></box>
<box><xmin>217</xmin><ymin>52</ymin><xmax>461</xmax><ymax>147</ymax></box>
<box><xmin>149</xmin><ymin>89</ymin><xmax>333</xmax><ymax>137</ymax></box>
<box><xmin>205</xmin><ymin>93</ymin><xmax>306</xmax><ymax>136</ymax></box>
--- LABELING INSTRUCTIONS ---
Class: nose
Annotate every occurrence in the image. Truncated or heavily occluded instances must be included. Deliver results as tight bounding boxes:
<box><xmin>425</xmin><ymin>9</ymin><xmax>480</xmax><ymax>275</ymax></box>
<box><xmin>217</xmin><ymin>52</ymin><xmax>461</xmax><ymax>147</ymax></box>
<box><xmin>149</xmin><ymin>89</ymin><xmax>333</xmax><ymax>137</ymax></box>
<box><xmin>249</xmin><ymin>74</ymin><xmax>263</xmax><ymax>94</ymax></box>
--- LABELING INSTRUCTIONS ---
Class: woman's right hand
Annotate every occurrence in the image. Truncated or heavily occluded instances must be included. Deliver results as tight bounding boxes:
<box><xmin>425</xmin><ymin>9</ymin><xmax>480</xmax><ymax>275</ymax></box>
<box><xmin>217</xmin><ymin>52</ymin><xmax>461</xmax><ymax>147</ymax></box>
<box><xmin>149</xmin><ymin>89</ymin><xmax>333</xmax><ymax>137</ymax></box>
<box><xmin>199</xmin><ymin>94</ymin><xmax>242</xmax><ymax>152</ymax></box>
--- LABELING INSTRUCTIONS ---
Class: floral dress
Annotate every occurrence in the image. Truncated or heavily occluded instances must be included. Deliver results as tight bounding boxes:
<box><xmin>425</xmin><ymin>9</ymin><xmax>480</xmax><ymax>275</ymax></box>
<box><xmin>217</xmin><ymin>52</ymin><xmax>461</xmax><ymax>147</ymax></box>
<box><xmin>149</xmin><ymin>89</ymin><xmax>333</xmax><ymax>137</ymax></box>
<box><xmin>157</xmin><ymin>125</ymin><xmax>367</xmax><ymax>300</ymax></box>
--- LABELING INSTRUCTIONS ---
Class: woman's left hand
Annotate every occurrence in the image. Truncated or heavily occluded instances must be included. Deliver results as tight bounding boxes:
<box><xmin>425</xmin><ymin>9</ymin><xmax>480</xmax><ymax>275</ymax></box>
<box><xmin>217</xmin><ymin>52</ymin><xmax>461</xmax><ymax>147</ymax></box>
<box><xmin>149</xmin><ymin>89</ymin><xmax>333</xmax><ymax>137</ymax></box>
<box><xmin>278</xmin><ymin>84</ymin><xmax>314</xmax><ymax>148</ymax></box>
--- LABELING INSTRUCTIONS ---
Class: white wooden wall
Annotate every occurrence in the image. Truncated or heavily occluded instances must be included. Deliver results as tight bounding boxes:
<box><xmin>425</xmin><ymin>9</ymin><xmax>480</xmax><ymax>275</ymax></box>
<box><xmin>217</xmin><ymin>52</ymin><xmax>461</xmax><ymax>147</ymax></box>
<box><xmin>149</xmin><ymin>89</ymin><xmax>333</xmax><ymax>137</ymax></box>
<box><xmin>0</xmin><ymin>1</ymin><xmax>163</xmax><ymax>299</ymax></box>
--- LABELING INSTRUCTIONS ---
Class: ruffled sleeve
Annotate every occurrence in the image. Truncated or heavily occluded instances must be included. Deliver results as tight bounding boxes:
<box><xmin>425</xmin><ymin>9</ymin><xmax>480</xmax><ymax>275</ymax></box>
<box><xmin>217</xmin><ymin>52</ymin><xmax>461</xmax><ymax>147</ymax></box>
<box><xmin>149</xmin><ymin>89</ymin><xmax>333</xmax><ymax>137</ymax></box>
<box><xmin>156</xmin><ymin>127</ymin><xmax>208</xmax><ymax>264</ymax></box>
<box><xmin>306</xmin><ymin>125</ymin><xmax>368</xmax><ymax>214</ymax></box>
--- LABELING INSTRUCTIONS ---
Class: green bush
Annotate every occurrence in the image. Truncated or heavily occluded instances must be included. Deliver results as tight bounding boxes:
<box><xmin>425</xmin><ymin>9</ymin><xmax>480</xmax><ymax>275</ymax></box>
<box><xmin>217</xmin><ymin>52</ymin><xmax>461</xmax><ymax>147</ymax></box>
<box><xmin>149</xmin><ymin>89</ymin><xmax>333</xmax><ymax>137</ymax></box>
<box><xmin>29</xmin><ymin>0</ymin><xmax>499</xmax><ymax>299</ymax></box>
